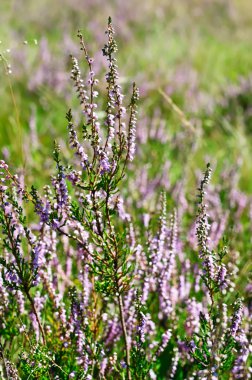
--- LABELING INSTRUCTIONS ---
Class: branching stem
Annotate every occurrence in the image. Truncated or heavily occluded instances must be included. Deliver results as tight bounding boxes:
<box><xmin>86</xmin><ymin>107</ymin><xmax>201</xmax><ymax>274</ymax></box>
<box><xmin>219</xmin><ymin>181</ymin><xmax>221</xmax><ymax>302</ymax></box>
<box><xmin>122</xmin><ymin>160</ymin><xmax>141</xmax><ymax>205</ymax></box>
<box><xmin>25</xmin><ymin>289</ymin><xmax>46</xmax><ymax>345</ymax></box>
<box><xmin>118</xmin><ymin>293</ymin><xmax>131</xmax><ymax>380</ymax></box>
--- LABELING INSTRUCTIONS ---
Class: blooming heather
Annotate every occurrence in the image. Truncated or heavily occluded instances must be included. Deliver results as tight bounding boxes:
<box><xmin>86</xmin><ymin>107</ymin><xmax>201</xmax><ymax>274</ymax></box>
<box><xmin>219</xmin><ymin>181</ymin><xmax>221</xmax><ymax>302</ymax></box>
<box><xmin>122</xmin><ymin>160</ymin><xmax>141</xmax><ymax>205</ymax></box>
<box><xmin>0</xmin><ymin>19</ymin><xmax>251</xmax><ymax>380</ymax></box>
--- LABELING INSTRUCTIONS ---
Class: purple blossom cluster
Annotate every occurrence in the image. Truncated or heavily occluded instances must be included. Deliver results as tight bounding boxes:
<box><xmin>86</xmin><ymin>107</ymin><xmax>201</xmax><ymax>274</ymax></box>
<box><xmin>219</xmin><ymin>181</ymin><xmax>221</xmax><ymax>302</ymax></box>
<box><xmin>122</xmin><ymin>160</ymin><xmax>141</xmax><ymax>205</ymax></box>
<box><xmin>0</xmin><ymin>19</ymin><xmax>251</xmax><ymax>380</ymax></box>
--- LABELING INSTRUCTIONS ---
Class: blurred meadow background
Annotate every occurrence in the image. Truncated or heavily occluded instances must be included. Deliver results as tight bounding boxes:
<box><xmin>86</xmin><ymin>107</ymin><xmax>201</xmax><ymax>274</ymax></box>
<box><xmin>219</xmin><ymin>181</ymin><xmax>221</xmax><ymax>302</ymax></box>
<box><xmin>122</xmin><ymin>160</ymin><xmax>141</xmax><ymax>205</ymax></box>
<box><xmin>0</xmin><ymin>0</ymin><xmax>252</xmax><ymax>287</ymax></box>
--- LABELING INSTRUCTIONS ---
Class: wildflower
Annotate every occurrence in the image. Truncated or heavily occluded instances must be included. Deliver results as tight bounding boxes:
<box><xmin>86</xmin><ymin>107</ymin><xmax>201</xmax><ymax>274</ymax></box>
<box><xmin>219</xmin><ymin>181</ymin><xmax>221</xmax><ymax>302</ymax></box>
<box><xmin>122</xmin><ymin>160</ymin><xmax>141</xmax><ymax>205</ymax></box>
<box><xmin>216</xmin><ymin>264</ymin><xmax>228</xmax><ymax>290</ymax></box>
<box><xmin>231</xmin><ymin>299</ymin><xmax>243</xmax><ymax>337</ymax></box>
<box><xmin>155</xmin><ymin>329</ymin><xmax>172</xmax><ymax>358</ymax></box>
<box><xmin>127</xmin><ymin>83</ymin><xmax>139</xmax><ymax>161</ymax></box>
<box><xmin>99</xmin><ymin>152</ymin><xmax>111</xmax><ymax>174</ymax></box>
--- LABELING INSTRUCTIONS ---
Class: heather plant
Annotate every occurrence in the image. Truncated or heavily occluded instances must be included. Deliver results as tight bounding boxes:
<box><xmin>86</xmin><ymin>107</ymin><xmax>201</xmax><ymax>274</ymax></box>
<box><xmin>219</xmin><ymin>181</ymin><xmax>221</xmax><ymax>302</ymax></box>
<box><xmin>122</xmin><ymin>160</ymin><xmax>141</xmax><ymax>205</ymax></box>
<box><xmin>187</xmin><ymin>164</ymin><xmax>250</xmax><ymax>379</ymax></box>
<box><xmin>0</xmin><ymin>18</ymin><xmax>251</xmax><ymax>380</ymax></box>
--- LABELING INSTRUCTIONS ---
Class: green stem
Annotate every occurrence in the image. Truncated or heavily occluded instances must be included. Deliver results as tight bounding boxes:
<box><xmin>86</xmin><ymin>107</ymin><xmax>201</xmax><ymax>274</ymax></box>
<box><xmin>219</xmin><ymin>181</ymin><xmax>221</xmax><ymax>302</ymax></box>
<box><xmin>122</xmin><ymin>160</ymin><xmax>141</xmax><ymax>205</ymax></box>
<box><xmin>25</xmin><ymin>289</ymin><xmax>46</xmax><ymax>345</ymax></box>
<box><xmin>118</xmin><ymin>294</ymin><xmax>131</xmax><ymax>380</ymax></box>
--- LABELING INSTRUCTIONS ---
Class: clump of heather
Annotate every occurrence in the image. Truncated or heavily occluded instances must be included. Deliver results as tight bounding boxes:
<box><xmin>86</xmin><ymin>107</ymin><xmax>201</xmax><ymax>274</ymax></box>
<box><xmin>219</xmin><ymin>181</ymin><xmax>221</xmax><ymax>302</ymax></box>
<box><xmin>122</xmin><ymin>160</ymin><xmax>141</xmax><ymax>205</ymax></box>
<box><xmin>186</xmin><ymin>164</ymin><xmax>251</xmax><ymax>379</ymax></box>
<box><xmin>0</xmin><ymin>19</ymin><xmax>251</xmax><ymax>380</ymax></box>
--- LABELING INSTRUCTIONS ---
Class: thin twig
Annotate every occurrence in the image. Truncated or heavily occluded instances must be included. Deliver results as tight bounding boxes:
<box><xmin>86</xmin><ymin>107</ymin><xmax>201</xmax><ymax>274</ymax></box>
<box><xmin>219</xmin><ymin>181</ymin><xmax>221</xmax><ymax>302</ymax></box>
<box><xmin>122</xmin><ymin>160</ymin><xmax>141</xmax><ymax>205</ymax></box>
<box><xmin>25</xmin><ymin>289</ymin><xmax>46</xmax><ymax>345</ymax></box>
<box><xmin>159</xmin><ymin>88</ymin><xmax>196</xmax><ymax>133</ymax></box>
<box><xmin>118</xmin><ymin>294</ymin><xmax>131</xmax><ymax>380</ymax></box>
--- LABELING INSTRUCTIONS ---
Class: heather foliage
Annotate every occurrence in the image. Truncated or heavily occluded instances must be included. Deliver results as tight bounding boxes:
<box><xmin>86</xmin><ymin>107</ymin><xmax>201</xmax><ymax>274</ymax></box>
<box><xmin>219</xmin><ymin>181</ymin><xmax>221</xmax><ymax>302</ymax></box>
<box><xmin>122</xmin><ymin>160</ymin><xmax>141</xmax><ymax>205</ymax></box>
<box><xmin>0</xmin><ymin>17</ymin><xmax>251</xmax><ymax>380</ymax></box>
